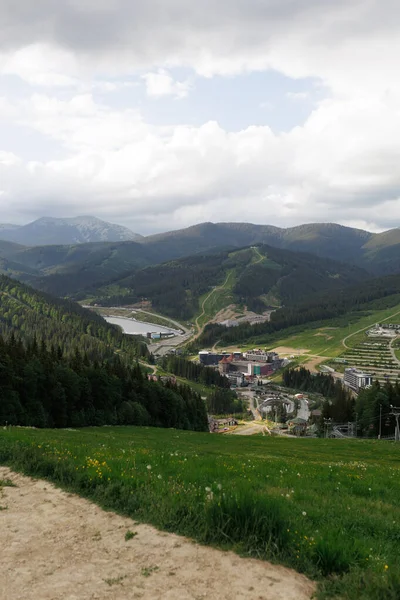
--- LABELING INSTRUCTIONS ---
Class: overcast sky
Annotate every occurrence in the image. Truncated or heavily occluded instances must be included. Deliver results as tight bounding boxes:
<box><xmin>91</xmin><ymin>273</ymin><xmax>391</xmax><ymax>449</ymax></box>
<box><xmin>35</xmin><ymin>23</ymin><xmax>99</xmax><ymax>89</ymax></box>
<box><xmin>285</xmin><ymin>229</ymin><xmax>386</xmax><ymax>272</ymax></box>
<box><xmin>1</xmin><ymin>0</ymin><xmax>400</xmax><ymax>234</ymax></box>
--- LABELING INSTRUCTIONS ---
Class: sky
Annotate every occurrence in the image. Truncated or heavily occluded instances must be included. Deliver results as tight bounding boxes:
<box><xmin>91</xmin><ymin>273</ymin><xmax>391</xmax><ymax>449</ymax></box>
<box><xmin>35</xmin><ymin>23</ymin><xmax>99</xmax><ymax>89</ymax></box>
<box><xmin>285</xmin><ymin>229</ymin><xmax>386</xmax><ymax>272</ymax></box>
<box><xmin>1</xmin><ymin>0</ymin><xmax>400</xmax><ymax>235</ymax></box>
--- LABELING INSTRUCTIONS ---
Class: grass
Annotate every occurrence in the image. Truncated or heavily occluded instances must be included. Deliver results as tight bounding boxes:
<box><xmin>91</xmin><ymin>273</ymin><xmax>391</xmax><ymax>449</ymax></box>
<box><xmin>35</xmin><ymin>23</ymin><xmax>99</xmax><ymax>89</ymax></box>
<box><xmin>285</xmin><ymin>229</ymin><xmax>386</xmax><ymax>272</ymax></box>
<box><xmin>1</xmin><ymin>426</ymin><xmax>400</xmax><ymax>599</ymax></box>
<box><xmin>196</xmin><ymin>269</ymin><xmax>236</xmax><ymax>329</ymax></box>
<box><xmin>141</xmin><ymin>565</ymin><xmax>159</xmax><ymax>577</ymax></box>
<box><xmin>255</xmin><ymin>303</ymin><xmax>400</xmax><ymax>359</ymax></box>
<box><xmin>125</xmin><ymin>530</ymin><xmax>137</xmax><ymax>541</ymax></box>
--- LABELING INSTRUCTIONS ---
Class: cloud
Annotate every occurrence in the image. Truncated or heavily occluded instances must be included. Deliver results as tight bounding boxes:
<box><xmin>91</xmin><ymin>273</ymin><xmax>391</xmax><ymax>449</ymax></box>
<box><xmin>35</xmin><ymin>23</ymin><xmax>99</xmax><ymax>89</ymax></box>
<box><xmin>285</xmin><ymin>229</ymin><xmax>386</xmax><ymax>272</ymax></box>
<box><xmin>142</xmin><ymin>69</ymin><xmax>192</xmax><ymax>98</ymax></box>
<box><xmin>2</xmin><ymin>87</ymin><xmax>400</xmax><ymax>233</ymax></box>
<box><xmin>1</xmin><ymin>1</ymin><xmax>400</xmax><ymax>233</ymax></box>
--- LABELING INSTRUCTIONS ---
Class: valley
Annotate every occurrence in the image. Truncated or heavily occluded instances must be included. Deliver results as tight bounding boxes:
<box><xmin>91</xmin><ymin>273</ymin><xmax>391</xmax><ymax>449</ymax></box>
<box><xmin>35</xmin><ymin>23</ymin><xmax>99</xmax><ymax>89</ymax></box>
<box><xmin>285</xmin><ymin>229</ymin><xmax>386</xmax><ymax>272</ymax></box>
<box><xmin>2</xmin><ymin>218</ymin><xmax>400</xmax><ymax>600</ymax></box>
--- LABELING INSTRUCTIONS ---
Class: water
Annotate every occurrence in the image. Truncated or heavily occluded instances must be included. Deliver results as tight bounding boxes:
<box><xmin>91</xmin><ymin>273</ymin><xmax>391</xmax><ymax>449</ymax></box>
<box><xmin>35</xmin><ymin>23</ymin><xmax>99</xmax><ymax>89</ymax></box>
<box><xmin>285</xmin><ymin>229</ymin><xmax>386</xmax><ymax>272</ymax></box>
<box><xmin>104</xmin><ymin>316</ymin><xmax>178</xmax><ymax>336</ymax></box>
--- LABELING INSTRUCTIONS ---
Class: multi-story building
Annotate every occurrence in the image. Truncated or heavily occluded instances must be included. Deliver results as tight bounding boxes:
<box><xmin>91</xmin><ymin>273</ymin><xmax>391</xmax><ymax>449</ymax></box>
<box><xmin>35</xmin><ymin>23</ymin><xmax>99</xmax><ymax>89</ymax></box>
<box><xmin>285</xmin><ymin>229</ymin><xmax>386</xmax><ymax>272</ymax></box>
<box><xmin>244</xmin><ymin>350</ymin><xmax>278</xmax><ymax>363</ymax></box>
<box><xmin>343</xmin><ymin>368</ymin><xmax>373</xmax><ymax>392</ymax></box>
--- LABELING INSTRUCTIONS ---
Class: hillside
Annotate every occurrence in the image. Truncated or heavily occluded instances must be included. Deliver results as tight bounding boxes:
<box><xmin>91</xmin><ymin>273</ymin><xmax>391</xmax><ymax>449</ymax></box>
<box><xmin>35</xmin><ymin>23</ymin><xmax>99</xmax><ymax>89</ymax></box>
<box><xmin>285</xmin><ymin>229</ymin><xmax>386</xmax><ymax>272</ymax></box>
<box><xmin>141</xmin><ymin>221</ymin><xmax>400</xmax><ymax>274</ymax></box>
<box><xmin>0</xmin><ymin>241</ymin><xmax>160</xmax><ymax>298</ymax></box>
<box><xmin>94</xmin><ymin>245</ymin><xmax>368</xmax><ymax>320</ymax></box>
<box><xmin>1</xmin><ymin>220</ymin><xmax>400</xmax><ymax>301</ymax></box>
<box><xmin>1</xmin><ymin>428</ymin><xmax>399</xmax><ymax>600</ymax></box>
<box><xmin>141</xmin><ymin>221</ymin><xmax>372</xmax><ymax>262</ymax></box>
<box><xmin>194</xmin><ymin>271</ymin><xmax>400</xmax><ymax>349</ymax></box>
<box><xmin>0</xmin><ymin>275</ymin><xmax>148</xmax><ymax>359</ymax></box>
<box><xmin>0</xmin><ymin>216</ymin><xmax>142</xmax><ymax>246</ymax></box>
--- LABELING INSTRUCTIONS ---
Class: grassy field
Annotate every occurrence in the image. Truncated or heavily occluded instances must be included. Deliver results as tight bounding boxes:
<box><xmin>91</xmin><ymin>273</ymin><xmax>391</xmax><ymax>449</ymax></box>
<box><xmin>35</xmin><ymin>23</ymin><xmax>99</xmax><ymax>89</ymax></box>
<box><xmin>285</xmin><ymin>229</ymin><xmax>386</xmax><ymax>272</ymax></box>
<box><xmin>196</xmin><ymin>269</ymin><xmax>236</xmax><ymax>329</ymax></box>
<box><xmin>256</xmin><ymin>303</ymin><xmax>400</xmax><ymax>358</ymax></box>
<box><xmin>1</xmin><ymin>427</ymin><xmax>400</xmax><ymax>599</ymax></box>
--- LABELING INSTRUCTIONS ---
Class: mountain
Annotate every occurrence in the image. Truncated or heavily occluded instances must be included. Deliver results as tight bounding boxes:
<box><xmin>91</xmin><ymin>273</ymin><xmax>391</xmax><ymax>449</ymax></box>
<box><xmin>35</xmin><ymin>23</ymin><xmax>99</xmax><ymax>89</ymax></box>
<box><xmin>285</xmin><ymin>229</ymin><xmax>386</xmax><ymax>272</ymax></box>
<box><xmin>0</xmin><ymin>275</ymin><xmax>207</xmax><ymax>431</ymax></box>
<box><xmin>93</xmin><ymin>245</ymin><xmax>368</xmax><ymax>320</ymax></box>
<box><xmin>0</xmin><ymin>216</ymin><xmax>142</xmax><ymax>246</ymax></box>
<box><xmin>139</xmin><ymin>221</ymin><xmax>400</xmax><ymax>275</ymax></box>
<box><xmin>0</xmin><ymin>240</ymin><xmax>161</xmax><ymax>298</ymax></box>
<box><xmin>0</xmin><ymin>274</ymin><xmax>147</xmax><ymax>359</ymax></box>
<box><xmin>140</xmin><ymin>222</ymin><xmax>372</xmax><ymax>263</ymax></box>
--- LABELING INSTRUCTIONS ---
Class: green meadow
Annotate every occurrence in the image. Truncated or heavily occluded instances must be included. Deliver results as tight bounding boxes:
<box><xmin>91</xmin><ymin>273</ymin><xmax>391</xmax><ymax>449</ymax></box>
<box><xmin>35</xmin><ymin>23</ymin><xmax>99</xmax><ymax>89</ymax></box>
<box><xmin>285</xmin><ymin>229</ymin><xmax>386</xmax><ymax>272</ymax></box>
<box><xmin>1</xmin><ymin>427</ymin><xmax>400</xmax><ymax>599</ymax></box>
<box><xmin>258</xmin><ymin>302</ymin><xmax>400</xmax><ymax>358</ymax></box>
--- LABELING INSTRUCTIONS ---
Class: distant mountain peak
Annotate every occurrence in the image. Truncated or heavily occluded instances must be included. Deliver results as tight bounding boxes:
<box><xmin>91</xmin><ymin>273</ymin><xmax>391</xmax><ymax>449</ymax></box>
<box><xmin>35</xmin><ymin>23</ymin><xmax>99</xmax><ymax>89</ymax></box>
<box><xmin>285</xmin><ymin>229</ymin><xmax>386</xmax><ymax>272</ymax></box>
<box><xmin>0</xmin><ymin>215</ymin><xmax>142</xmax><ymax>246</ymax></box>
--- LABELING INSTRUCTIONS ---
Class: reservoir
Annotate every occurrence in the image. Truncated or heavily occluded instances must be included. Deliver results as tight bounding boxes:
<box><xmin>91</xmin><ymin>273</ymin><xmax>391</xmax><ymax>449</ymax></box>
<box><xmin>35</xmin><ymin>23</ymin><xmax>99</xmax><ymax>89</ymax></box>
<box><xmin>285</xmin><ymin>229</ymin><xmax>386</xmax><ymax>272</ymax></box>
<box><xmin>104</xmin><ymin>316</ymin><xmax>178</xmax><ymax>336</ymax></box>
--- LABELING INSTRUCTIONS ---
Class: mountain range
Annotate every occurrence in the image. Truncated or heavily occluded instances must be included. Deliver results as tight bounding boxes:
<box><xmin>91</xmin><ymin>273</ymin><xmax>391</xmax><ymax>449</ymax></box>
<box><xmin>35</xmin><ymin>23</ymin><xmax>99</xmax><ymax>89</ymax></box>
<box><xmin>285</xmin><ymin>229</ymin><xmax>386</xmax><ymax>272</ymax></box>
<box><xmin>0</xmin><ymin>216</ymin><xmax>142</xmax><ymax>246</ymax></box>
<box><xmin>2</xmin><ymin>217</ymin><xmax>400</xmax><ymax>274</ymax></box>
<box><xmin>1</xmin><ymin>217</ymin><xmax>400</xmax><ymax>303</ymax></box>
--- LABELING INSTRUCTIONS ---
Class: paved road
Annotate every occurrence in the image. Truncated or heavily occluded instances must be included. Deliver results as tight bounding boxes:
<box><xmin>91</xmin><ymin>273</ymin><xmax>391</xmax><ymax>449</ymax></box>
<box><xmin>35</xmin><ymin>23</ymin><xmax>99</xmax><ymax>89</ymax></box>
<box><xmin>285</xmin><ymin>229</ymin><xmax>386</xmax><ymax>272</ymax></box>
<box><xmin>297</xmin><ymin>398</ymin><xmax>310</xmax><ymax>421</ymax></box>
<box><xmin>342</xmin><ymin>309</ymin><xmax>400</xmax><ymax>349</ymax></box>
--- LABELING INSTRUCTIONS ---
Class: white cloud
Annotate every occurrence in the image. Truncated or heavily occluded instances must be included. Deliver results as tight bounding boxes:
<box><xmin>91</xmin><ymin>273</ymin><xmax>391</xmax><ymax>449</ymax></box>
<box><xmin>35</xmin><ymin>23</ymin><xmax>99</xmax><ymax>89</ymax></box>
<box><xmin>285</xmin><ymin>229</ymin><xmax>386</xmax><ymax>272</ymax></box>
<box><xmin>1</xmin><ymin>1</ymin><xmax>400</xmax><ymax>233</ymax></box>
<box><xmin>142</xmin><ymin>69</ymin><xmax>192</xmax><ymax>98</ymax></box>
<box><xmin>1</xmin><ymin>87</ymin><xmax>400</xmax><ymax>232</ymax></box>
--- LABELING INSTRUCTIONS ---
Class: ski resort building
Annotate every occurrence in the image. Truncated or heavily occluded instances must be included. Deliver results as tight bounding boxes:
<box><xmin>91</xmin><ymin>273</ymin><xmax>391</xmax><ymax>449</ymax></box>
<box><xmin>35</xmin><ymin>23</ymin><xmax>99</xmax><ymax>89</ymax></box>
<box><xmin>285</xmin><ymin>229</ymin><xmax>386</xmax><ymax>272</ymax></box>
<box><xmin>343</xmin><ymin>368</ymin><xmax>373</xmax><ymax>392</ymax></box>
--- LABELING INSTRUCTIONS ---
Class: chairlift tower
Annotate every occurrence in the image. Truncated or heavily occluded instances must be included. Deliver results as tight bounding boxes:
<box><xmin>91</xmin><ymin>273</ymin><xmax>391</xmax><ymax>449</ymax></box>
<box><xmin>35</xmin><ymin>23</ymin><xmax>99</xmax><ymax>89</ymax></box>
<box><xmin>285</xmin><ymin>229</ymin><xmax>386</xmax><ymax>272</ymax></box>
<box><xmin>390</xmin><ymin>406</ymin><xmax>400</xmax><ymax>441</ymax></box>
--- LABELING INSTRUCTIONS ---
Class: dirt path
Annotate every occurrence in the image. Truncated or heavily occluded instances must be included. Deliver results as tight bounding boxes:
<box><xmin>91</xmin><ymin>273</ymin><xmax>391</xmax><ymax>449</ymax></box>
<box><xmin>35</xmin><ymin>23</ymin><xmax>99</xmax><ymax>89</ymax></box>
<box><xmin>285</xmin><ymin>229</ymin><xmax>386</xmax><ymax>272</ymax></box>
<box><xmin>0</xmin><ymin>467</ymin><xmax>314</xmax><ymax>600</ymax></box>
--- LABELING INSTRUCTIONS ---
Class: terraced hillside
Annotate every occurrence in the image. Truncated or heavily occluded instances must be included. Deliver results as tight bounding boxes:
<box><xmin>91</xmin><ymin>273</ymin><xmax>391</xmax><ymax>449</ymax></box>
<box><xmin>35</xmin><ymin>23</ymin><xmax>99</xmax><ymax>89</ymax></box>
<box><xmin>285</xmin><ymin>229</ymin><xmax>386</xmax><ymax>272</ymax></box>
<box><xmin>341</xmin><ymin>335</ymin><xmax>400</xmax><ymax>385</ymax></box>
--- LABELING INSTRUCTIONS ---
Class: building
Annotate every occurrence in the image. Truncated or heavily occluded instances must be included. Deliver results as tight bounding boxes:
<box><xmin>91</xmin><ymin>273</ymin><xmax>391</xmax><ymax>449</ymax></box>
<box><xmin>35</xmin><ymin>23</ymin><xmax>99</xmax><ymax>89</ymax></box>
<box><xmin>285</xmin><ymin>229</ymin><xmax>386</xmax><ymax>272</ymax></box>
<box><xmin>218</xmin><ymin>356</ymin><xmax>230</xmax><ymax>374</ymax></box>
<box><xmin>244</xmin><ymin>349</ymin><xmax>278</xmax><ymax>363</ymax></box>
<box><xmin>199</xmin><ymin>351</ymin><xmax>230</xmax><ymax>366</ymax></box>
<box><xmin>343</xmin><ymin>368</ymin><xmax>373</xmax><ymax>392</ymax></box>
<box><xmin>247</xmin><ymin>363</ymin><xmax>274</xmax><ymax>377</ymax></box>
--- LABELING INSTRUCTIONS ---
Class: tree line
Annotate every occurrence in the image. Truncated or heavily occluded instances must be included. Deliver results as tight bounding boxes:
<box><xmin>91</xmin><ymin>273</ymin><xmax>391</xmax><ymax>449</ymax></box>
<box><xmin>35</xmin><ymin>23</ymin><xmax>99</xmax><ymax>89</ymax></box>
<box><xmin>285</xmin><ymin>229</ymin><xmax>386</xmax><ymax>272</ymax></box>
<box><xmin>192</xmin><ymin>274</ymin><xmax>400</xmax><ymax>349</ymax></box>
<box><xmin>0</xmin><ymin>275</ymin><xmax>148</xmax><ymax>361</ymax></box>
<box><xmin>159</xmin><ymin>355</ymin><xmax>231</xmax><ymax>388</ymax></box>
<box><xmin>0</xmin><ymin>333</ymin><xmax>208</xmax><ymax>432</ymax></box>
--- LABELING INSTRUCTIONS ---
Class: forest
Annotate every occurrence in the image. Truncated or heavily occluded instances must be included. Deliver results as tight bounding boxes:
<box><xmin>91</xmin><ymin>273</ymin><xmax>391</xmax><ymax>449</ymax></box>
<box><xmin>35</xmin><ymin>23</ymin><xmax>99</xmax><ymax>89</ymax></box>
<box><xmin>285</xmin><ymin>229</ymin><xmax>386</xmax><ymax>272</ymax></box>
<box><xmin>0</xmin><ymin>275</ymin><xmax>148</xmax><ymax>360</ymax></box>
<box><xmin>0</xmin><ymin>333</ymin><xmax>208</xmax><ymax>431</ymax></box>
<box><xmin>159</xmin><ymin>355</ymin><xmax>231</xmax><ymax>388</ymax></box>
<box><xmin>193</xmin><ymin>273</ymin><xmax>400</xmax><ymax>349</ymax></box>
<box><xmin>92</xmin><ymin>244</ymin><xmax>367</xmax><ymax>319</ymax></box>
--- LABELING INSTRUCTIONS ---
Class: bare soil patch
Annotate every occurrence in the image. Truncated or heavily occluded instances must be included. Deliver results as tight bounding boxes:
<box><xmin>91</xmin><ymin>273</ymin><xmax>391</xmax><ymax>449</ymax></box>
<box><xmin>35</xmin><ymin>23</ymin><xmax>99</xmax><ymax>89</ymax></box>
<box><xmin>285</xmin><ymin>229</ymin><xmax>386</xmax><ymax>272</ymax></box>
<box><xmin>0</xmin><ymin>467</ymin><xmax>315</xmax><ymax>600</ymax></box>
<box><xmin>301</xmin><ymin>357</ymin><xmax>326</xmax><ymax>374</ymax></box>
<box><xmin>272</xmin><ymin>346</ymin><xmax>310</xmax><ymax>355</ymax></box>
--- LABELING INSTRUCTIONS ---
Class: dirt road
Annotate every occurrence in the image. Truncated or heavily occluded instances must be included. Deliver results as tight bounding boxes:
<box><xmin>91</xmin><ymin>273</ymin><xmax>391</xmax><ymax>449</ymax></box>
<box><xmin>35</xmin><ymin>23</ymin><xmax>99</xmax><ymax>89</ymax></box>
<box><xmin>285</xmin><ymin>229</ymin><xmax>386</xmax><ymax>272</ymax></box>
<box><xmin>0</xmin><ymin>467</ymin><xmax>314</xmax><ymax>600</ymax></box>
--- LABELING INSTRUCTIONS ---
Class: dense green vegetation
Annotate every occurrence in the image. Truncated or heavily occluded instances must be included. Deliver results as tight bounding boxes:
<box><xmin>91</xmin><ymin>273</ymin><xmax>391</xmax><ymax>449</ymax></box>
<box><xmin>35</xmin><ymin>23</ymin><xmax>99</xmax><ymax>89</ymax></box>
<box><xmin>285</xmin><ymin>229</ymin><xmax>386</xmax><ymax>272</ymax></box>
<box><xmin>0</xmin><ymin>275</ymin><xmax>147</xmax><ymax>360</ymax></box>
<box><xmin>356</xmin><ymin>382</ymin><xmax>399</xmax><ymax>438</ymax></box>
<box><xmin>2</xmin><ymin>221</ymin><xmax>400</xmax><ymax>303</ymax></box>
<box><xmin>283</xmin><ymin>368</ymin><xmax>355</xmax><ymax>423</ymax></box>
<box><xmin>0</xmin><ymin>334</ymin><xmax>208</xmax><ymax>431</ymax></box>
<box><xmin>94</xmin><ymin>245</ymin><xmax>367</xmax><ymax>319</ymax></box>
<box><xmin>0</xmin><ymin>241</ymin><xmax>159</xmax><ymax>298</ymax></box>
<box><xmin>194</xmin><ymin>274</ymin><xmax>400</xmax><ymax>349</ymax></box>
<box><xmin>1</xmin><ymin>427</ymin><xmax>400</xmax><ymax>599</ymax></box>
<box><xmin>160</xmin><ymin>355</ymin><xmax>230</xmax><ymax>388</ymax></box>
<box><xmin>140</xmin><ymin>221</ymin><xmax>400</xmax><ymax>274</ymax></box>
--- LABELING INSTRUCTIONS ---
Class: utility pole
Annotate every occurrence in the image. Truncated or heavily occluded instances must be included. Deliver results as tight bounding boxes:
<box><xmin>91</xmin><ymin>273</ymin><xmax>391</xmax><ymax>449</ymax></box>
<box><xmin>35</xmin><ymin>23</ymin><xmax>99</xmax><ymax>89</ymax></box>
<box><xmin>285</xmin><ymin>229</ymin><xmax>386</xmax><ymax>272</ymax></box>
<box><xmin>379</xmin><ymin>404</ymin><xmax>382</xmax><ymax>440</ymax></box>
<box><xmin>390</xmin><ymin>406</ymin><xmax>400</xmax><ymax>441</ymax></box>
<box><xmin>355</xmin><ymin>412</ymin><xmax>358</xmax><ymax>438</ymax></box>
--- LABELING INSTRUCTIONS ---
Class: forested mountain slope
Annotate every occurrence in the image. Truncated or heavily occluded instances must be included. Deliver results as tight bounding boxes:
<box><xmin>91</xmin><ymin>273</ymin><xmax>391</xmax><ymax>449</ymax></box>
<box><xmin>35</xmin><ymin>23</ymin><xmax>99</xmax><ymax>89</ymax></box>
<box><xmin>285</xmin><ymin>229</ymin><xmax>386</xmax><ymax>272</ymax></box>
<box><xmin>194</xmin><ymin>272</ymin><xmax>400</xmax><ymax>348</ymax></box>
<box><xmin>0</xmin><ymin>241</ymin><xmax>160</xmax><ymax>298</ymax></box>
<box><xmin>94</xmin><ymin>245</ymin><xmax>368</xmax><ymax>319</ymax></box>
<box><xmin>0</xmin><ymin>275</ymin><xmax>148</xmax><ymax>360</ymax></box>
<box><xmin>1</xmin><ymin>221</ymin><xmax>400</xmax><ymax>301</ymax></box>
<box><xmin>0</xmin><ymin>334</ymin><xmax>208</xmax><ymax>430</ymax></box>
